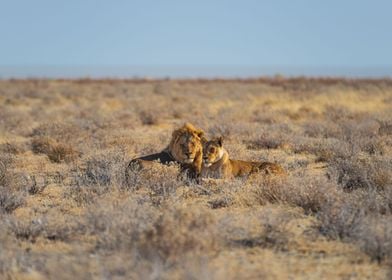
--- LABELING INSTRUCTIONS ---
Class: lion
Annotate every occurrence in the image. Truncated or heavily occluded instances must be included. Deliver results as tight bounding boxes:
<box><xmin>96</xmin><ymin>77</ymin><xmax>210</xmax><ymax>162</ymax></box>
<box><xmin>126</xmin><ymin>123</ymin><xmax>205</xmax><ymax>180</ymax></box>
<box><xmin>201</xmin><ymin>137</ymin><xmax>285</xmax><ymax>179</ymax></box>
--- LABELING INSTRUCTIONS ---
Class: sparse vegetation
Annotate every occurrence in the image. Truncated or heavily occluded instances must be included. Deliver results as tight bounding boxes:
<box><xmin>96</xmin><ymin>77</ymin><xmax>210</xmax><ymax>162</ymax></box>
<box><xmin>0</xmin><ymin>77</ymin><xmax>391</xmax><ymax>279</ymax></box>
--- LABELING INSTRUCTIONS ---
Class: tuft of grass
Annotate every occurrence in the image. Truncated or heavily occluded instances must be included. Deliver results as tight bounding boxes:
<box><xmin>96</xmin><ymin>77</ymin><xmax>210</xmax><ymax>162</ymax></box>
<box><xmin>31</xmin><ymin>136</ymin><xmax>80</xmax><ymax>163</ymax></box>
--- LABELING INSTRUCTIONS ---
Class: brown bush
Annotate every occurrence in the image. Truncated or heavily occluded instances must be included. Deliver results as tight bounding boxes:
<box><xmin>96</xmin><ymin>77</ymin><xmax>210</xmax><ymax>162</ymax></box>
<box><xmin>31</xmin><ymin>136</ymin><xmax>80</xmax><ymax>163</ymax></box>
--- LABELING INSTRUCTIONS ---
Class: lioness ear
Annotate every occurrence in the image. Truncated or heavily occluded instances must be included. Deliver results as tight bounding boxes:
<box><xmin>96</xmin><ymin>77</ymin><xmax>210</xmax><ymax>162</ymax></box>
<box><xmin>217</xmin><ymin>136</ymin><xmax>223</xmax><ymax>147</ymax></box>
<box><xmin>196</xmin><ymin>130</ymin><xmax>204</xmax><ymax>139</ymax></box>
<box><xmin>183</xmin><ymin>122</ymin><xmax>196</xmax><ymax>131</ymax></box>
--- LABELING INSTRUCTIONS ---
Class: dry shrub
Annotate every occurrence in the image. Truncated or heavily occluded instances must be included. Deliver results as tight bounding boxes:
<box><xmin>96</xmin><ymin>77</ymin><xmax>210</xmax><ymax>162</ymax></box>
<box><xmin>245</xmin><ymin>124</ymin><xmax>293</xmax><ymax>150</ymax></box>
<box><xmin>0</xmin><ymin>142</ymin><xmax>26</xmax><ymax>155</ymax></box>
<box><xmin>254</xmin><ymin>175</ymin><xmax>338</xmax><ymax>214</ymax></box>
<box><xmin>84</xmin><ymin>197</ymin><xmax>218</xmax><ymax>262</ymax></box>
<box><xmin>318</xmin><ymin>187</ymin><xmax>391</xmax><ymax>230</ymax></box>
<box><xmin>67</xmin><ymin>151</ymin><xmax>127</xmax><ymax>204</ymax></box>
<box><xmin>5</xmin><ymin>216</ymin><xmax>75</xmax><ymax>242</ymax></box>
<box><xmin>0</xmin><ymin>154</ymin><xmax>33</xmax><ymax>192</ymax></box>
<box><xmin>83</xmin><ymin>158</ymin><xmax>115</xmax><ymax>186</ymax></box>
<box><xmin>32</xmin><ymin>136</ymin><xmax>80</xmax><ymax>163</ymax></box>
<box><xmin>299</xmin><ymin>115</ymin><xmax>389</xmax><ymax>161</ymax></box>
<box><xmin>303</xmin><ymin>121</ymin><xmax>341</xmax><ymax>138</ymax></box>
<box><xmin>318</xmin><ymin>194</ymin><xmax>365</xmax><ymax>240</ymax></box>
<box><xmin>330</xmin><ymin>156</ymin><xmax>392</xmax><ymax>191</ymax></box>
<box><xmin>66</xmin><ymin>185</ymin><xmax>104</xmax><ymax>206</ymax></box>
<box><xmin>143</xmin><ymin>204</ymin><xmax>218</xmax><ymax>261</ymax></box>
<box><xmin>225</xmin><ymin>207</ymin><xmax>294</xmax><ymax>251</ymax></box>
<box><xmin>125</xmin><ymin>162</ymin><xmax>184</xmax><ymax>205</ymax></box>
<box><xmin>354</xmin><ymin>216</ymin><xmax>392</xmax><ymax>262</ymax></box>
<box><xmin>27</xmin><ymin>175</ymin><xmax>47</xmax><ymax>195</ymax></box>
<box><xmin>247</xmin><ymin>156</ymin><xmax>392</xmax><ymax>263</ymax></box>
<box><xmin>82</xmin><ymin>150</ymin><xmax>126</xmax><ymax>186</ymax></box>
<box><xmin>0</xmin><ymin>158</ymin><xmax>25</xmax><ymax>213</ymax></box>
<box><xmin>317</xmin><ymin>187</ymin><xmax>392</xmax><ymax>262</ymax></box>
<box><xmin>319</xmin><ymin>203</ymin><xmax>392</xmax><ymax>262</ymax></box>
<box><xmin>0</xmin><ymin>186</ymin><xmax>25</xmax><ymax>214</ymax></box>
<box><xmin>292</xmin><ymin>137</ymin><xmax>350</xmax><ymax>162</ymax></box>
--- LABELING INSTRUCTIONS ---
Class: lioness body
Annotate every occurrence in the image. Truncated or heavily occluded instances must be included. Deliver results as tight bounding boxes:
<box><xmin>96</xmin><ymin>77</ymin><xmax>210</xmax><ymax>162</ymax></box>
<box><xmin>202</xmin><ymin>137</ymin><xmax>285</xmax><ymax>179</ymax></box>
<box><xmin>127</xmin><ymin>123</ymin><xmax>204</xmax><ymax>179</ymax></box>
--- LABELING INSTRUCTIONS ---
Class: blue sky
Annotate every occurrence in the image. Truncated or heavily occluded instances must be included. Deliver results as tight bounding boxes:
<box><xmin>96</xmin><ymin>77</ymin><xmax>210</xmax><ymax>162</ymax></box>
<box><xmin>0</xmin><ymin>0</ymin><xmax>391</xmax><ymax>76</ymax></box>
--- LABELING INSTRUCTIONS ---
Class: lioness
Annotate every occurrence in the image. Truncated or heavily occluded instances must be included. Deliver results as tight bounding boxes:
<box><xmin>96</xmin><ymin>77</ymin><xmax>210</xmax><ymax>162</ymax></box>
<box><xmin>126</xmin><ymin>123</ymin><xmax>204</xmax><ymax>179</ymax></box>
<box><xmin>202</xmin><ymin>137</ymin><xmax>285</xmax><ymax>179</ymax></box>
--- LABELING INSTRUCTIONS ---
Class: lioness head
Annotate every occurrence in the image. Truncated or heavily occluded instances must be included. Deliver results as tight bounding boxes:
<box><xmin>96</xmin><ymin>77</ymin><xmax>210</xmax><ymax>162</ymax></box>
<box><xmin>202</xmin><ymin>137</ymin><xmax>224</xmax><ymax>167</ymax></box>
<box><xmin>169</xmin><ymin>123</ymin><xmax>204</xmax><ymax>164</ymax></box>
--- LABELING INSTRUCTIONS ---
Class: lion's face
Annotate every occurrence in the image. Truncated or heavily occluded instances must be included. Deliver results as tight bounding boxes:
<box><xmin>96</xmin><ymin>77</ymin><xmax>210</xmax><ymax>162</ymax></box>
<box><xmin>169</xmin><ymin>123</ymin><xmax>204</xmax><ymax>164</ymax></box>
<box><xmin>203</xmin><ymin>137</ymin><xmax>224</xmax><ymax>167</ymax></box>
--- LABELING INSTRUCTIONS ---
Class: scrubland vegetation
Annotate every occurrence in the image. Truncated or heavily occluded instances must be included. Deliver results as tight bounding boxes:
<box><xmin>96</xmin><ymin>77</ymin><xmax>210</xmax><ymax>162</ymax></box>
<box><xmin>0</xmin><ymin>77</ymin><xmax>391</xmax><ymax>279</ymax></box>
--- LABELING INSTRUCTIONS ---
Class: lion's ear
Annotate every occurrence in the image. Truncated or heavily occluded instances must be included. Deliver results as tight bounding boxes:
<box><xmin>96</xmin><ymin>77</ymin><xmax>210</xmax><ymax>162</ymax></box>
<box><xmin>217</xmin><ymin>136</ymin><xmax>223</xmax><ymax>147</ymax></box>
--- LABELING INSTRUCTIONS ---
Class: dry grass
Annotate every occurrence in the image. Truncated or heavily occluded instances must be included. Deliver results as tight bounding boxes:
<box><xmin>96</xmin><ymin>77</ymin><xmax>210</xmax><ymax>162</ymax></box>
<box><xmin>31</xmin><ymin>136</ymin><xmax>80</xmax><ymax>163</ymax></box>
<box><xmin>0</xmin><ymin>77</ymin><xmax>391</xmax><ymax>279</ymax></box>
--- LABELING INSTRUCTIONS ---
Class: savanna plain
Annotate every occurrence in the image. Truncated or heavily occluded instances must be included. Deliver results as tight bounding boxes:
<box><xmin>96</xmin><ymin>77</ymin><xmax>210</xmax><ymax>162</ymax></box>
<box><xmin>0</xmin><ymin>77</ymin><xmax>392</xmax><ymax>279</ymax></box>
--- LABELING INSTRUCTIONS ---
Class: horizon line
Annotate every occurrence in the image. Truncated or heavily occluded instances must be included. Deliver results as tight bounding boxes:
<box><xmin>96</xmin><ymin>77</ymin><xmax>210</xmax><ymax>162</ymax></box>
<box><xmin>0</xmin><ymin>65</ymin><xmax>391</xmax><ymax>79</ymax></box>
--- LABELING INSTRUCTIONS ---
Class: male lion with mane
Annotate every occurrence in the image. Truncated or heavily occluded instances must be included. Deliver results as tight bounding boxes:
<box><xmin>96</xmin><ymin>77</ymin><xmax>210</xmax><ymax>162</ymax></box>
<box><xmin>126</xmin><ymin>123</ymin><xmax>204</xmax><ymax>180</ymax></box>
<box><xmin>202</xmin><ymin>136</ymin><xmax>285</xmax><ymax>179</ymax></box>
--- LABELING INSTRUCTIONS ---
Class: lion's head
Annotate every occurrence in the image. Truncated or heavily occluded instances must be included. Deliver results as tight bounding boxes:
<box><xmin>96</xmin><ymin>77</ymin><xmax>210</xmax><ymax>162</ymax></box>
<box><xmin>169</xmin><ymin>123</ymin><xmax>204</xmax><ymax>164</ymax></box>
<box><xmin>202</xmin><ymin>136</ymin><xmax>224</xmax><ymax>167</ymax></box>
